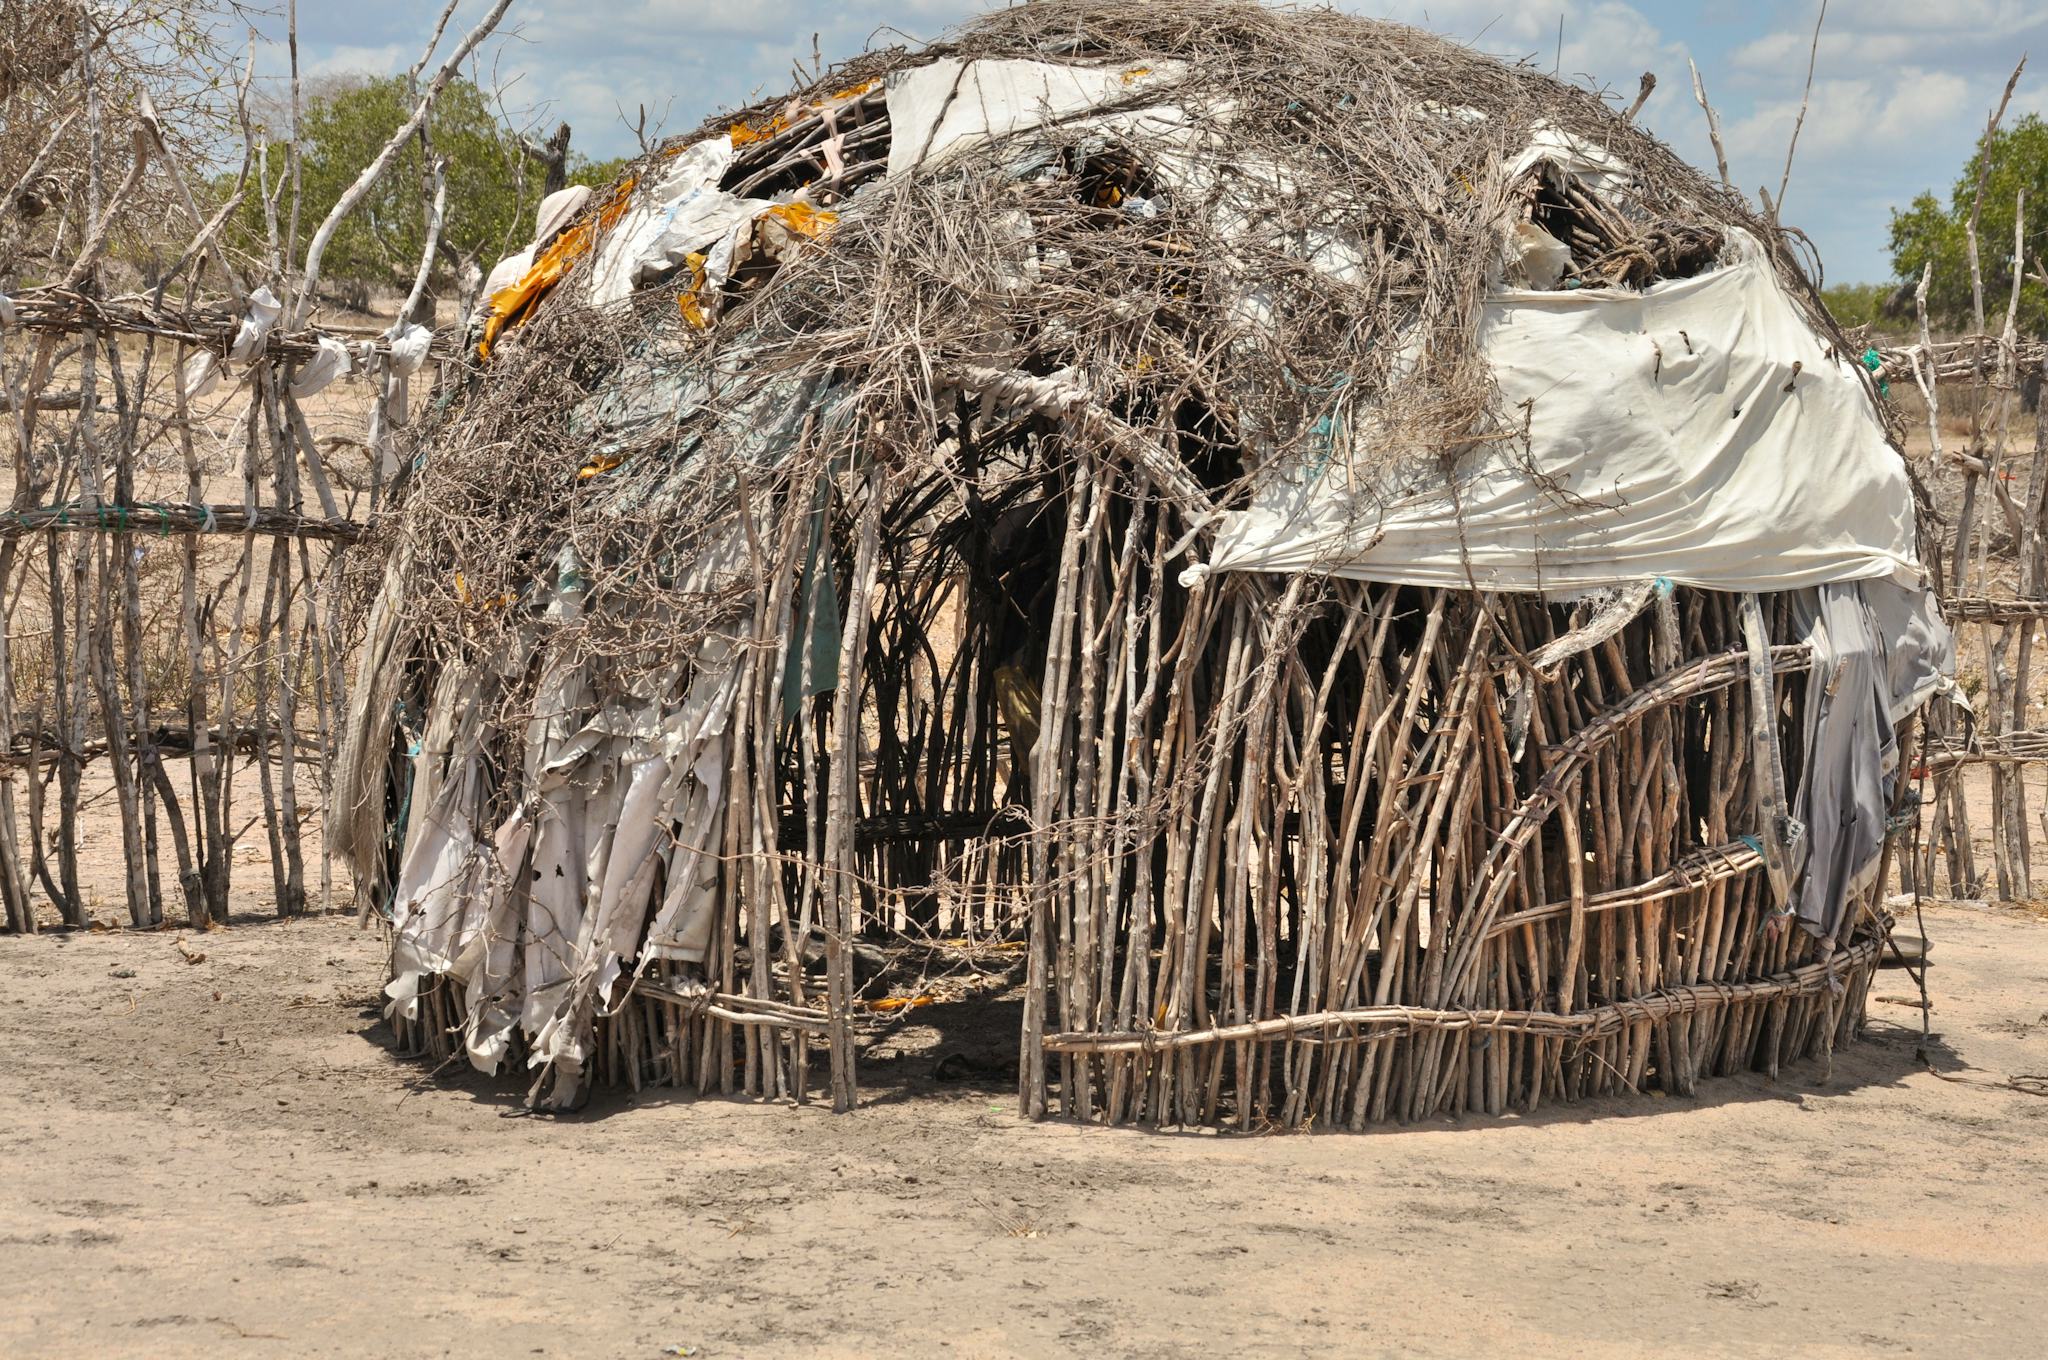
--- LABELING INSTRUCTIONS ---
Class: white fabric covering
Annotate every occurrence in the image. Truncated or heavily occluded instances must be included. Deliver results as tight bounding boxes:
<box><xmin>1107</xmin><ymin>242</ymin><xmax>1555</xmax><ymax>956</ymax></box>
<box><xmin>1505</xmin><ymin>221</ymin><xmax>1572</xmax><ymax>290</ymax></box>
<box><xmin>534</xmin><ymin>184</ymin><xmax>591</xmax><ymax>246</ymax></box>
<box><xmin>384</xmin><ymin>672</ymin><xmax>493</xmax><ymax>992</ymax></box>
<box><xmin>1189</xmin><ymin>232</ymin><xmax>1923</xmax><ymax>593</ymax></box>
<box><xmin>478</xmin><ymin>247</ymin><xmax>534</xmax><ymax>310</ymax></box>
<box><xmin>381</xmin><ymin>526</ymin><xmax>754</xmax><ymax>1104</ymax></box>
<box><xmin>181</xmin><ymin>350</ymin><xmax>222</xmax><ymax>400</ymax></box>
<box><xmin>885</xmin><ymin>57</ymin><xmax>1184</xmax><ymax>176</ymax></box>
<box><xmin>471</xmin><ymin>186</ymin><xmax>594</xmax><ymax>324</ymax></box>
<box><xmin>1865</xmin><ymin>576</ymin><xmax>1955</xmax><ymax>721</ymax></box>
<box><xmin>1506</xmin><ymin>120</ymin><xmax>1637</xmax><ymax>196</ymax></box>
<box><xmin>1792</xmin><ymin>580</ymin><xmax>1954</xmax><ymax>940</ymax></box>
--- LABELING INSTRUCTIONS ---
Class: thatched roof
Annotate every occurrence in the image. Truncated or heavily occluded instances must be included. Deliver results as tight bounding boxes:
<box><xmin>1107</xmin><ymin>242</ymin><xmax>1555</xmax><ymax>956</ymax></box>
<box><xmin>374</xmin><ymin>0</ymin><xmax>1876</xmax><ymax>662</ymax></box>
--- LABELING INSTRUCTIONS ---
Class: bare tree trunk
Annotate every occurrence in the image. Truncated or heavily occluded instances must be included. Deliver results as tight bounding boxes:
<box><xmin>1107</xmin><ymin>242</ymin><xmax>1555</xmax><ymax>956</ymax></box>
<box><xmin>521</xmin><ymin>121</ymin><xmax>572</xmax><ymax>197</ymax></box>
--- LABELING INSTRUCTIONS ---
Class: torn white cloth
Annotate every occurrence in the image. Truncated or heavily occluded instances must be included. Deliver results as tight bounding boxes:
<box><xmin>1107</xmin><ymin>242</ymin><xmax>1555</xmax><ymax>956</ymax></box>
<box><xmin>1507</xmin><ymin>119</ymin><xmax>1638</xmax><ymax>197</ymax></box>
<box><xmin>1190</xmin><ymin>232</ymin><xmax>1924</xmax><ymax>593</ymax></box>
<box><xmin>639</xmin><ymin>645</ymin><xmax>744</xmax><ymax>965</ymax></box>
<box><xmin>467</xmin><ymin>186</ymin><xmax>594</xmax><ymax>327</ymax></box>
<box><xmin>1792</xmin><ymin>579</ymin><xmax>1952</xmax><ymax>940</ymax></box>
<box><xmin>227</xmin><ymin>285</ymin><xmax>282</xmax><ymax>363</ymax></box>
<box><xmin>384</xmin><ymin>667</ymin><xmax>496</xmax><ymax>1021</ymax></box>
<box><xmin>386</xmin><ymin>322</ymin><xmax>432</xmax><ymax>377</ymax></box>
<box><xmin>534</xmin><ymin>184</ymin><xmax>591</xmax><ymax>247</ymax></box>
<box><xmin>288</xmin><ymin>335</ymin><xmax>351</xmax><ymax>397</ymax></box>
<box><xmin>378</xmin><ymin>323</ymin><xmax>433</xmax><ymax>426</ymax></box>
<box><xmin>378</xmin><ymin>527</ymin><xmax>757</xmax><ymax>1107</ymax></box>
<box><xmin>478</xmin><ymin>247</ymin><xmax>534</xmax><ymax>313</ymax></box>
<box><xmin>1865</xmin><ymin>572</ymin><xmax>1955</xmax><ymax>721</ymax></box>
<box><xmin>587</xmin><ymin>137</ymin><xmax>758</xmax><ymax>308</ymax></box>
<box><xmin>1504</xmin><ymin>221</ymin><xmax>1572</xmax><ymax>290</ymax></box>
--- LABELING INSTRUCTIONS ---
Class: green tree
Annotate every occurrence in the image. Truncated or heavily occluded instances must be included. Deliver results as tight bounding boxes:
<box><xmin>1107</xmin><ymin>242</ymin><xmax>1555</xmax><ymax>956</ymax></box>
<box><xmin>568</xmin><ymin>153</ymin><xmax>632</xmax><ymax>193</ymax></box>
<box><xmin>1821</xmin><ymin>282</ymin><xmax>1890</xmax><ymax>331</ymax></box>
<box><xmin>1888</xmin><ymin>113</ymin><xmax>2048</xmax><ymax>335</ymax></box>
<box><xmin>232</xmin><ymin>75</ymin><xmax>623</xmax><ymax>308</ymax></box>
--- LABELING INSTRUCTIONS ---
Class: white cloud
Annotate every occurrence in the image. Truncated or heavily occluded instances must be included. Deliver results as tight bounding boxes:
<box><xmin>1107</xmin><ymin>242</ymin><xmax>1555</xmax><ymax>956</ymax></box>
<box><xmin>302</xmin><ymin>43</ymin><xmax>406</xmax><ymax>78</ymax></box>
<box><xmin>1371</xmin><ymin>0</ymin><xmax>1679</xmax><ymax>86</ymax></box>
<box><xmin>1725</xmin><ymin>70</ymin><xmax>1973</xmax><ymax>170</ymax></box>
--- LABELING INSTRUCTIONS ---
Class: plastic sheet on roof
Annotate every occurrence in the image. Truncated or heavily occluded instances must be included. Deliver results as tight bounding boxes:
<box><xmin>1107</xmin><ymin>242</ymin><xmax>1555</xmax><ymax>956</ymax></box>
<box><xmin>1183</xmin><ymin>233</ymin><xmax>1925</xmax><ymax>594</ymax></box>
<box><xmin>883</xmin><ymin>57</ymin><xmax>1186</xmax><ymax>176</ymax></box>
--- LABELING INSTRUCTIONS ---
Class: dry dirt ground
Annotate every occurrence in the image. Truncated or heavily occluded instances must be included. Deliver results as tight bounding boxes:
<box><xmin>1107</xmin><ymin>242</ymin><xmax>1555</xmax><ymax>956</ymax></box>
<box><xmin>2</xmin><ymin>899</ymin><xmax>2046</xmax><ymax>1359</ymax></box>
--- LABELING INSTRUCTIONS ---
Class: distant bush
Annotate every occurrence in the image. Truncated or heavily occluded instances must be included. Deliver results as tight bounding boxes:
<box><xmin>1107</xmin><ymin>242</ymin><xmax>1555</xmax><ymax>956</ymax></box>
<box><xmin>1889</xmin><ymin>113</ymin><xmax>2048</xmax><ymax>335</ymax></box>
<box><xmin>1822</xmin><ymin>282</ymin><xmax>1890</xmax><ymax>332</ymax></box>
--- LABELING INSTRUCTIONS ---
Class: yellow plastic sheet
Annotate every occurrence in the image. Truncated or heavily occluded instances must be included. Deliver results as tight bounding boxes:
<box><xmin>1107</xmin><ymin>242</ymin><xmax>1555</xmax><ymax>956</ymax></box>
<box><xmin>727</xmin><ymin>77</ymin><xmax>877</xmax><ymax>147</ymax></box>
<box><xmin>675</xmin><ymin>252</ymin><xmax>710</xmax><ymax>329</ymax></box>
<box><xmin>762</xmin><ymin>201</ymin><xmax>837</xmax><ymax>240</ymax></box>
<box><xmin>726</xmin><ymin>113</ymin><xmax>788</xmax><ymax>147</ymax></box>
<box><xmin>478</xmin><ymin>176</ymin><xmax>638</xmax><ymax>360</ymax></box>
<box><xmin>865</xmin><ymin>994</ymin><xmax>934</xmax><ymax>1013</ymax></box>
<box><xmin>992</xmin><ymin>663</ymin><xmax>1041</xmax><ymax>763</ymax></box>
<box><xmin>575</xmin><ymin>451</ymin><xmax>623</xmax><ymax>481</ymax></box>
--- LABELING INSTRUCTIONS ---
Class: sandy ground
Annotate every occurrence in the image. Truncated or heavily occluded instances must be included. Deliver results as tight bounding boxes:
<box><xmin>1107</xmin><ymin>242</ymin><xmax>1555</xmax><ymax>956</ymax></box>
<box><xmin>1</xmin><ymin>898</ymin><xmax>2045</xmax><ymax>1359</ymax></box>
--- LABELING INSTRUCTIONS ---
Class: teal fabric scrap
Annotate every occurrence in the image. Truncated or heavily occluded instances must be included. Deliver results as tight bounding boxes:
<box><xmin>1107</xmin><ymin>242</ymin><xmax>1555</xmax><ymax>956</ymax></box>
<box><xmin>782</xmin><ymin>477</ymin><xmax>842</xmax><ymax>722</ymax></box>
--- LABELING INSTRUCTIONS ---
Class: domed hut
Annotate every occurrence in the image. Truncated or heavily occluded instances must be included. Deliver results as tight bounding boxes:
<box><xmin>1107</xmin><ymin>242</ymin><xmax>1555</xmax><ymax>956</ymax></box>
<box><xmin>334</xmin><ymin>0</ymin><xmax>1950</xmax><ymax>1127</ymax></box>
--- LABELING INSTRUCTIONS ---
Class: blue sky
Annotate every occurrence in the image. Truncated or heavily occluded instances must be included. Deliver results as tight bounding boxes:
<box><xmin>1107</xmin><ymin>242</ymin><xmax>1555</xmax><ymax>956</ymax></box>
<box><xmin>253</xmin><ymin>1</ymin><xmax>2048</xmax><ymax>284</ymax></box>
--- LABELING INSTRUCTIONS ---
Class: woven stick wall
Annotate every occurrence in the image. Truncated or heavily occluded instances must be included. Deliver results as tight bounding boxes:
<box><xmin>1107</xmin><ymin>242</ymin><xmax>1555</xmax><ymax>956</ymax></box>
<box><xmin>1873</xmin><ymin>71</ymin><xmax>2048</xmax><ymax>904</ymax></box>
<box><xmin>1015</xmin><ymin>562</ymin><xmax>1882</xmax><ymax>1127</ymax></box>
<box><xmin>376</xmin><ymin>456</ymin><xmax>1892</xmax><ymax>1126</ymax></box>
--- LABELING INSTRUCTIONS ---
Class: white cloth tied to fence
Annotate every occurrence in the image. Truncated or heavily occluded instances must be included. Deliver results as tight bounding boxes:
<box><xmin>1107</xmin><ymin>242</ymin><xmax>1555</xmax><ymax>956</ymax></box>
<box><xmin>227</xmin><ymin>285</ymin><xmax>282</xmax><ymax>363</ymax></box>
<box><xmin>386</xmin><ymin>321</ymin><xmax>432</xmax><ymax>376</ymax></box>
<box><xmin>377</xmin><ymin>323</ymin><xmax>434</xmax><ymax>430</ymax></box>
<box><xmin>288</xmin><ymin>334</ymin><xmax>351</xmax><ymax>397</ymax></box>
<box><xmin>181</xmin><ymin>349</ymin><xmax>222</xmax><ymax>401</ymax></box>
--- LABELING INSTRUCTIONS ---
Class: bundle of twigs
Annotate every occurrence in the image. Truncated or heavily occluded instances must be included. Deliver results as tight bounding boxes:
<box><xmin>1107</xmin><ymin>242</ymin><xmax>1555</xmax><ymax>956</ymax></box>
<box><xmin>0</xmin><ymin>285</ymin><xmax>455</xmax><ymax>364</ymax></box>
<box><xmin>1872</xmin><ymin>335</ymin><xmax>2046</xmax><ymax>386</ymax></box>
<box><xmin>0</xmin><ymin>501</ymin><xmax>358</xmax><ymax>541</ymax></box>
